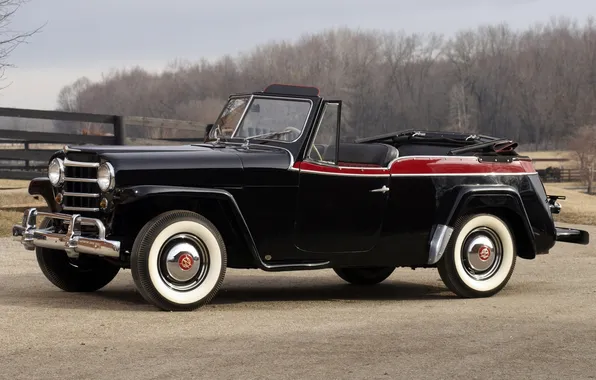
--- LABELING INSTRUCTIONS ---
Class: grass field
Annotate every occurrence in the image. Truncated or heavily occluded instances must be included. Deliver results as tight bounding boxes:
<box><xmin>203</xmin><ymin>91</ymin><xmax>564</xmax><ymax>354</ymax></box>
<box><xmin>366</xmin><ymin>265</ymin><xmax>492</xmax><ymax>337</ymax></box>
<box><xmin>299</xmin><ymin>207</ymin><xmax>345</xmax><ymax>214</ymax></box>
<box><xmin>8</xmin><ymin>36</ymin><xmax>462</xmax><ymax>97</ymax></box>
<box><xmin>0</xmin><ymin>180</ymin><xmax>45</xmax><ymax>237</ymax></box>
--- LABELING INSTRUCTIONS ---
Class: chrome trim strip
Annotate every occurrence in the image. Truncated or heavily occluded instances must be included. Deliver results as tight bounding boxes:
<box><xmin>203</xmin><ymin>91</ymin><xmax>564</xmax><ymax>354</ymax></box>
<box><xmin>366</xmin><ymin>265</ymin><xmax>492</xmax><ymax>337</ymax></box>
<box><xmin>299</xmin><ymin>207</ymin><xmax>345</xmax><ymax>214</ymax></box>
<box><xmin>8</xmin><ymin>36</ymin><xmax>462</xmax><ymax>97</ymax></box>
<box><xmin>64</xmin><ymin>177</ymin><xmax>97</xmax><ymax>183</ymax></box>
<box><xmin>297</xmin><ymin>168</ymin><xmax>390</xmax><ymax>177</ymax></box>
<box><xmin>370</xmin><ymin>185</ymin><xmax>390</xmax><ymax>193</ymax></box>
<box><xmin>62</xmin><ymin>206</ymin><xmax>100</xmax><ymax>212</ymax></box>
<box><xmin>63</xmin><ymin>192</ymin><xmax>100</xmax><ymax>198</ymax></box>
<box><xmin>428</xmin><ymin>224</ymin><xmax>454</xmax><ymax>265</ymax></box>
<box><xmin>12</xmin><ymin>208</ymin><xmax>120</xmax><ymax>258</ymax></box>
<box><xmin>64</xmin><ymin>159</ymin><xmax>100</xmax><ymax>168</ymax></box>
<box><xmin>63</xmin><ymin>145</ymin><xmax>81</xmax><ymax>153</ymax></box>
<box><xmin>391</xmin><ymin>172</ymin><xmax>536</xmax><ymax>177</ymax></box>
<box><xmin>228</xmin><ymin>95</ymin><xmax>254</xmax><ymax>137</ymax></box>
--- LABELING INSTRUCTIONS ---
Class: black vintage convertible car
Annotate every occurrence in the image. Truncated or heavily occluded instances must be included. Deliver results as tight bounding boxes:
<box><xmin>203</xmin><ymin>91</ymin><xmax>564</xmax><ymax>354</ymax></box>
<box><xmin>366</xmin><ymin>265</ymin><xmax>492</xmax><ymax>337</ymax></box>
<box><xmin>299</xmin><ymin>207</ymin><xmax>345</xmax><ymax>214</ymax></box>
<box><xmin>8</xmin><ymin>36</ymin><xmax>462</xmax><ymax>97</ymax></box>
<box><xmin>13</xmin><ymin>84</ymin><xmax>589</xmax><ymax>311</ymax></box>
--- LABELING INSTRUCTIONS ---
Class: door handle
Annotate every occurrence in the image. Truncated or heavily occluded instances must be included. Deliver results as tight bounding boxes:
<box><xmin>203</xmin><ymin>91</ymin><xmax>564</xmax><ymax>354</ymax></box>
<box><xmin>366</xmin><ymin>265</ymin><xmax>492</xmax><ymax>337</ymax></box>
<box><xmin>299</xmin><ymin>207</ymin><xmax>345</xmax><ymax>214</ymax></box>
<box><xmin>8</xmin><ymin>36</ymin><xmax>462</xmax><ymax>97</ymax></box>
<box><xmin>370</xmin><ymin>185</ymin><xmax>390</xmax><ymax>193</ymax></box>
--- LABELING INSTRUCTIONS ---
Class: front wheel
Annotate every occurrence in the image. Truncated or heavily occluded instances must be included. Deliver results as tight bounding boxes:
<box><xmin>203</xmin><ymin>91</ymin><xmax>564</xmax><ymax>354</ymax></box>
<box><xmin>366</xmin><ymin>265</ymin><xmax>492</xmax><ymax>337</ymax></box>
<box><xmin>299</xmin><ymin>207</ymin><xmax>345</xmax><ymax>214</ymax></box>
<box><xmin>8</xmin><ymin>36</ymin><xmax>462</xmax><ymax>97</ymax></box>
<box><xmin>35</xmin><ymin>218</ymin><xmax>120</xmax><ymax>292</ymax></box>
<box><xmin>131</xmin><ymin>210</ymin><xmax>227</xmax><ymax>311</ymax></box>
<box><xmin>437</xmin><ymin>213</ymin><xmax>517</xmax><ymax>298</ymax></box>
<box><xmin>333</xmin><ymin>267</ymin><xmax>395</xmax><ymax>285</ymax></box>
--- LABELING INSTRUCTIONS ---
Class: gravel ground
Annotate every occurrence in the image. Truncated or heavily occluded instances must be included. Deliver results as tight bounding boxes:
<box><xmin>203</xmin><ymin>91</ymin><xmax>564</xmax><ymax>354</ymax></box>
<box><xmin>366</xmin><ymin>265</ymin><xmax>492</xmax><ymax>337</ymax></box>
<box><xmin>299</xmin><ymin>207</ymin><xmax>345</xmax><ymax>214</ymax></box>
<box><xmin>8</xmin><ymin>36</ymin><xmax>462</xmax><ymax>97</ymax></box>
<box><xmin>1</xmin><ymin>227</ymin><xmax>596</xmax><ymax>380</ymax></box>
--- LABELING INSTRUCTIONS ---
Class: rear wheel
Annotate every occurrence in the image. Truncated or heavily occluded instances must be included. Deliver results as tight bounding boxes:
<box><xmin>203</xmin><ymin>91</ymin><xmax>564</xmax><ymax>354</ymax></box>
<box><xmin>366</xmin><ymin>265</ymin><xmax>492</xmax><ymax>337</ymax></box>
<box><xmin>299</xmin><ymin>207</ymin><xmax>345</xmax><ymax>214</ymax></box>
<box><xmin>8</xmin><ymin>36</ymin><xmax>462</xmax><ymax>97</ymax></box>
<box><xmin>333</xmin><ymin>267</ymin><xmax>395</xmax><ymax>285</ymax></box>
<box><xmin>131</xmin><ymin>210</ymin><xmax>227</xmax><ymax>311</ymax></box>
<box><xmin>437</xmin><ymin>213</ymin><xmax>516</xmax><ymax>298</ymax></box>
<box><xmin>35</xmin><ymin>219</ymin><xmax>120</xmax><ymax>292</ymax></box>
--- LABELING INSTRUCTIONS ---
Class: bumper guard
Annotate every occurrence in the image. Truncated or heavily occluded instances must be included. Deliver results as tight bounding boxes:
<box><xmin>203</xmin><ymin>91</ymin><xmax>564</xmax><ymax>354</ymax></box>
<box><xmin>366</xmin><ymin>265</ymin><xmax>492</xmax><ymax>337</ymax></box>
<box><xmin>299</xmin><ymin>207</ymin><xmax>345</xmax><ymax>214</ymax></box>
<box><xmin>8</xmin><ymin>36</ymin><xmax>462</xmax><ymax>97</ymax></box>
<box><xmin>555</xmin><ymin>226</ymin><xmax>590</xmax><ymax>245</ymax></box>
<box><xmin>12</xmin><ymin>208</ymin><xmax>121</xmax><ymax>258</ymax></box>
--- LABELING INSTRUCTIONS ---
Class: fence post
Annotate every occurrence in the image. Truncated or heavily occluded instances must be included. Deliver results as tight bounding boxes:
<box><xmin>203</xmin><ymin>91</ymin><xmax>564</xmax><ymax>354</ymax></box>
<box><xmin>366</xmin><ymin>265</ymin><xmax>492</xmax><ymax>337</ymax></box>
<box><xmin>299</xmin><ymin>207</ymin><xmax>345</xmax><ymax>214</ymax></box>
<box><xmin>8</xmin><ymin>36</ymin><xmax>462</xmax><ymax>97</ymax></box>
<box><xmin>113</xmin><ymin>116</ymin><xmax>126</xmax><ymax>145</ymax></box>
<box><xmin>24</xmin><ymin>141</ymin><xmax>30</xmax><ymax>168</ymax></box>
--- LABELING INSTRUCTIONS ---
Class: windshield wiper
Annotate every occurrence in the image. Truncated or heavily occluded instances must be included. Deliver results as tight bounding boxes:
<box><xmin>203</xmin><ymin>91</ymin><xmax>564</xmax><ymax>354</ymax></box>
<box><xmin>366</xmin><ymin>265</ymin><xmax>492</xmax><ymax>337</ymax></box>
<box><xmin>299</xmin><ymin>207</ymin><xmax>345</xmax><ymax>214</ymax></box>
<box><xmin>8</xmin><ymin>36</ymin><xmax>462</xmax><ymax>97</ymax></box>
<box><xmin>241</xmin><ymin>130</ymin><xmax>293</xmax><ymax>148</ymax></box>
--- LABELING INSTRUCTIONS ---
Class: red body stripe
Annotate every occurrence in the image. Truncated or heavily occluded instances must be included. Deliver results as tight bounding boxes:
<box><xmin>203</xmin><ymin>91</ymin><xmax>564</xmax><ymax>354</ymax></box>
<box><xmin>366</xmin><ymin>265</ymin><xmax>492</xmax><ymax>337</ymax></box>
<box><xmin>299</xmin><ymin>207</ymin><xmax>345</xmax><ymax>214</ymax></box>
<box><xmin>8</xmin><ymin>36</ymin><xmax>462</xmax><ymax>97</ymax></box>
<box><xmin>293</xmin><ymin>157</ymin><xmax>536</xmax><ymax>175</ymax></box>
<box><xmin>294</xmin><ymin>161</ymin><xmax>388</xmax><ymax>175</ymax></box>
<box><xmin>389</xmin><ymin>157</ymin><xmax>533</xmax><ymax>174</ymax></box>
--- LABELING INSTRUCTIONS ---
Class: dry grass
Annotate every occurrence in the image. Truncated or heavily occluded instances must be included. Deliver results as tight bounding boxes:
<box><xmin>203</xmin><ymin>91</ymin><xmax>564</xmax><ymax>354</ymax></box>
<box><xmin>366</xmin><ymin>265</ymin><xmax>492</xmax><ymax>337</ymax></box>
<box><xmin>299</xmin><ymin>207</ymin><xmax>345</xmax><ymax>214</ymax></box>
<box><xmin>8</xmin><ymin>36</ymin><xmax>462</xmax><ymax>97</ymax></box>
<box><xmin>0</xmin><ymin>179</ymin><xmax>31</xmax><ymax>189</ymax></box>
<box><xmin>0</xmin><ymin>210</ymin><xmax>22</xmax><ymax>237</ymax></box>
<box><xmin>0</xmin><ymin>187</ymin><xmax>45</xmax><ymax>237</ymax></box>
<box><xmin>544</xmin><ymin>182</ymin><xmax>596</xmax><ymax>225</ymax></box>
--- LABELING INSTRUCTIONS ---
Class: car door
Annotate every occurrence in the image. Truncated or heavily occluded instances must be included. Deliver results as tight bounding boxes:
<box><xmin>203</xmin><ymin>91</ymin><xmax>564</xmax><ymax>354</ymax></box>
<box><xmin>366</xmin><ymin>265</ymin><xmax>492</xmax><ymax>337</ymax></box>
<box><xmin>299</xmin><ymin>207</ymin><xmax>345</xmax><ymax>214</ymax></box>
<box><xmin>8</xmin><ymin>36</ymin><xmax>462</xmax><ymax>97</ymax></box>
<box><xmin>294</xmin><ymin>101</ymin><xmax>390</xmax><ymax>253</ymax></box>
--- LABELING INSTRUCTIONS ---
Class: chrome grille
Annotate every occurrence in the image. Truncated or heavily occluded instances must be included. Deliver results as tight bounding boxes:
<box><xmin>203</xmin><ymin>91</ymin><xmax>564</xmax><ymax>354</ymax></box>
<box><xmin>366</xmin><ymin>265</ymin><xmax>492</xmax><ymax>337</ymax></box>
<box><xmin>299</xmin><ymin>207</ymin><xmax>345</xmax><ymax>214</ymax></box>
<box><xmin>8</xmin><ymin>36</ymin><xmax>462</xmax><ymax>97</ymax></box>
<box><xmin>63</xmin><ymin>159</ymin><xmax>101</xmax><ymax>212</ymax></box>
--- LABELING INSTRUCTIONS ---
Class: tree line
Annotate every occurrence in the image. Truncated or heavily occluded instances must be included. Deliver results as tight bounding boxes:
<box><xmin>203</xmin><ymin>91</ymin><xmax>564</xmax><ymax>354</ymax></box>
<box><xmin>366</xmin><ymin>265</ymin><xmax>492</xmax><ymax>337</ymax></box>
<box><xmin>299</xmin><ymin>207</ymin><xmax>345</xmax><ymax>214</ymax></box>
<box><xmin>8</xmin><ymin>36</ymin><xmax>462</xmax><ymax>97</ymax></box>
<box><xmin>56</xmin><ymin>17</ymin><xmax>596</xmax><ymax>150</ymax></box>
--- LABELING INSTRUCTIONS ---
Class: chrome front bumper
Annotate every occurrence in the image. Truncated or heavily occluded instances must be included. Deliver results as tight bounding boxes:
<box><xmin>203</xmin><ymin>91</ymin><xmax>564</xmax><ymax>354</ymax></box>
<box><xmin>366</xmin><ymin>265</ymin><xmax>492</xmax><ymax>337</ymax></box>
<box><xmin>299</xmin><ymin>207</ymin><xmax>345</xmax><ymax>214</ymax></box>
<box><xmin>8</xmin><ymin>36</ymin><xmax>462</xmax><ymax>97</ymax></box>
<box><xmin>12</xmin><ymin>208</ymin><xmax>121</xmax><ymax>258</ymax></box>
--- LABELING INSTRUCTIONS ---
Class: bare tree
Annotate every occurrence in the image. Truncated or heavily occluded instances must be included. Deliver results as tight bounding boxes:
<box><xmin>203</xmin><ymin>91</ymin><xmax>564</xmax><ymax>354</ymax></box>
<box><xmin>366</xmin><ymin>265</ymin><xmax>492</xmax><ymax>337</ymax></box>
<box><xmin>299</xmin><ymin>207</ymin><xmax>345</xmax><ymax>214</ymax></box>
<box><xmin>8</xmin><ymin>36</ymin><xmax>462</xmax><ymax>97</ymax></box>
<box><xmin>0</xmin><ymin>0</ymin><xmax>42</xmax><ymax>86</ymax></box>
<box><xmin>52</xmin><ymin>17</ymin><xmax>596</xmax><ymax>150</ymax></box>
<box><xmin>568</xmin><ymin>125</ymin><xmax>596</xmax><ymax>193</ymax></box>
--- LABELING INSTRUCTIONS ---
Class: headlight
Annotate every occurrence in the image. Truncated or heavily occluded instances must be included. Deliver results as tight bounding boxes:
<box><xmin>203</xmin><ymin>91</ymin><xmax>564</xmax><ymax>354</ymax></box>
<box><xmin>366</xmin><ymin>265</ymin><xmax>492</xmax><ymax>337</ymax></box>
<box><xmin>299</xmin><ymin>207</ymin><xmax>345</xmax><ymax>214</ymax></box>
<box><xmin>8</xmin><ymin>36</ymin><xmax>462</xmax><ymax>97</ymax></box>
<box><xmin>97</xmin><ymin>162</ymin><xmax>115</xmax><ymax>192</ymax></box>
<box><xmin>48</xmin><ymin>158</ymin><xmax>64</xmax><ymax>186</ymax></box>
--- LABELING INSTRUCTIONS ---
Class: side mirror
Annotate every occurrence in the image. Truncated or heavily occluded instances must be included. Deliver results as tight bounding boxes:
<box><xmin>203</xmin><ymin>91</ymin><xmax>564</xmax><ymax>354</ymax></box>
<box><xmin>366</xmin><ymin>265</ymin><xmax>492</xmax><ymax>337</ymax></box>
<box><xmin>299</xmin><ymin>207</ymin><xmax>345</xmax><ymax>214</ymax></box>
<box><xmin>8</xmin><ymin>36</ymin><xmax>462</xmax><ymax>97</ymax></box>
<box><xmin>204</xmin><ymin>124</ymin><xmax>214</xmax><ymax>142</ymax></box>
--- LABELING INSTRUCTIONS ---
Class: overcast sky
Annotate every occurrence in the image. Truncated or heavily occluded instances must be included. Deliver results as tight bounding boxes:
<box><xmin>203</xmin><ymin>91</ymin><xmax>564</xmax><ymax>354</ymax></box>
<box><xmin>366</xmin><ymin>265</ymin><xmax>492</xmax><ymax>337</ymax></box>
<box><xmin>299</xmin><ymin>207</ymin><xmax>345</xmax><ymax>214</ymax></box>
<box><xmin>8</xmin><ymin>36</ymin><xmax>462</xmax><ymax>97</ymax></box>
<box><xmin>1</xmin><ymin>0</ymin><xmax>595</xmax><ymax>110</ymax></box>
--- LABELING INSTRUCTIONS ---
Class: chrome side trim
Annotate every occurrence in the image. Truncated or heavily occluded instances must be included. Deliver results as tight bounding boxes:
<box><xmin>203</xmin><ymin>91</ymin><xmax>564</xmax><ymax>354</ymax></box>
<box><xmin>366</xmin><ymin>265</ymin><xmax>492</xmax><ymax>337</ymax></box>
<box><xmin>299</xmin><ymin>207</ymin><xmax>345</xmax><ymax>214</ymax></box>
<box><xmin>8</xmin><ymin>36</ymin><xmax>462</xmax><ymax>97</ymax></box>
<box><xmin>12</xmin><ymin>208</ymin><xmax>120</xmax><ymax>258</ymax></box>
<box><xmin>64</xmin><ymin>177</ymin><xmax>97</xmax><ymax>183</ymax></box>
<box><xmin>63</xmin><ymin>145</ymin><xmax>81</xmax><ymax>153</ymax></box>
<box><xmin>62</xmin><ymin>206</ymin><xmax>100</xmax><ymax>212</ymax></box>
<box><xmin>428</xmin><ymin>224</ymin><xmax>454</xmax><ymax>265</ymax></box>
<box><xmin>370</xmin><ymin>185</ymin><xmax>390</xmax><ymax>193</ymax></box>
<box><xmin>63</xmin><ymin>192</ymin><xmax>100</xmax><ymax>198</ymax></box>
<box><xmin>64</xmin><ymin>159</ymin><xmax>100</xmax><ymax>168</ymax></box>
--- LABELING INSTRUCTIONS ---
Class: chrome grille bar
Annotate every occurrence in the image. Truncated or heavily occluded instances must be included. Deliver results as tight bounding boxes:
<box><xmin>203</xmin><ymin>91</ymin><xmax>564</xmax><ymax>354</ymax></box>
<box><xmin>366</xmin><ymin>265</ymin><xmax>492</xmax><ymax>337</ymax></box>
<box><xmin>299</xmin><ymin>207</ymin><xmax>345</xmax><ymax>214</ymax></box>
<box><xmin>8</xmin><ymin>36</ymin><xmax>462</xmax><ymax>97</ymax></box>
<box><xmin>64</xmin><ymin>159</ymin><xmax>100</xmax><ymax>168</ymax></box>
<box><xmin>64</xmin><ymin>177</ymin><xmax>97</xmax><ymax>183</ymax></box>
<box><xmin>62</xmin><ymin>206</ymin><xmax>100</xmax><ymax>212</ymax></box>
<box><xmin>63</xmin><ymin>192</ymin><xmax>100</xmax><ymax>198</ymax></box>
<box><xmin>62</xmin><ymin>157</ymin><xmax>101</xmax><ymax>212</ymax></box>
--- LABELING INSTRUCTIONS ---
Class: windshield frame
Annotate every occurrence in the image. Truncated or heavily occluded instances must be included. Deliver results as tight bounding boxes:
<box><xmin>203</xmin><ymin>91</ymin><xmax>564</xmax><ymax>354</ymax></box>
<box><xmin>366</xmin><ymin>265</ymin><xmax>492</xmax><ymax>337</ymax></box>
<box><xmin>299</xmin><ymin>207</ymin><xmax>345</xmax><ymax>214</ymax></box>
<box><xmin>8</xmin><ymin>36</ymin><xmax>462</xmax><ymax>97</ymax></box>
<box><xmin>211</xmin><ymin>94</ymin><xmax>254</xmax><ymax>141</ymax></box>
<box><xmin>229</xmin><ymin>95</ymin><xmax>314</xmax><ymax>144</ymax></box>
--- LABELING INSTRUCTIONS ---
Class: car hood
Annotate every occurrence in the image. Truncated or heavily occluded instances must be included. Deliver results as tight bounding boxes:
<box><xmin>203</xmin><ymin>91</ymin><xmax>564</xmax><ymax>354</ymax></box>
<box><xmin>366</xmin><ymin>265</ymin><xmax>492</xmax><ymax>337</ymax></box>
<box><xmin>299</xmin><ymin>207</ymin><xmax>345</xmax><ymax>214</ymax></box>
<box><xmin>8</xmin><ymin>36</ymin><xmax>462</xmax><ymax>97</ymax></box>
<box><xmin>64</xmin><ymin>143</ymin><xmax>294</xmax><ymax>187</ymax></box>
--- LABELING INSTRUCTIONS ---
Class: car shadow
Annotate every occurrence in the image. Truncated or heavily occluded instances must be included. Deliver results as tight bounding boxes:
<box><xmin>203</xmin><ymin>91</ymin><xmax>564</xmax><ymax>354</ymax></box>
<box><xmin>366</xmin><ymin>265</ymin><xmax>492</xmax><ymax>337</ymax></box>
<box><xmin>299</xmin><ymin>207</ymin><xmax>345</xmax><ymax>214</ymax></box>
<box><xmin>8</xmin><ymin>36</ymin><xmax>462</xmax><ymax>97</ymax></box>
<box><xmin>210</xmin><ymin>281</ymin><xmax>453</xmax><ymax>305</ymax></box>
<box><xmin>1</xmin><ymin>274</ymin><xmax>457</xmax><ymax>312</ymax></box>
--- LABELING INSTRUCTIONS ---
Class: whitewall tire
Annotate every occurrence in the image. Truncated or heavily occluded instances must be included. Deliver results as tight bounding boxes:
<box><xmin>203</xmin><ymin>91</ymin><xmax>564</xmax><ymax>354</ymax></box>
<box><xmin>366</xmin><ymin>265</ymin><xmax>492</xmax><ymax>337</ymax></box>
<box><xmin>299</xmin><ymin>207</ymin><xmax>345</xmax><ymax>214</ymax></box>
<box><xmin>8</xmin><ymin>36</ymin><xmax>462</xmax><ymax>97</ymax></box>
<box><xmin>437</xmin><ymin>213</ymin><xmax>516</xmax><ymax>298</ymax></box>
<box><xmin>131</xmin><ymin>210</ymin><xmax>227</xmax><ymax>311</ymax></box>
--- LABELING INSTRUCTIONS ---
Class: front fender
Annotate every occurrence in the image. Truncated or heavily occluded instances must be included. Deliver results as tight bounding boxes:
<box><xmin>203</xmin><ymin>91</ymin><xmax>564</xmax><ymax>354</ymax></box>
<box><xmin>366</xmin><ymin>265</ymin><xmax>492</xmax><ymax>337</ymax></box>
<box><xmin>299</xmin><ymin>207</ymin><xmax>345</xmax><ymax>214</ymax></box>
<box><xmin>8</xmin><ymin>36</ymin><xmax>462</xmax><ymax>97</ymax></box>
<box><xmin>115</xmin><ymin>185</ymin><xmax>264</xmax><ymax>269</ymax></box>
<box><xmin>117</xmin><ymin>185</ymin><xmax>241</xmax><ymax>205</ymax></box>
<box><xmin>430</xmin><ymin>185</ymin><xmax>537</xmax><ymax>263</ymax></box>
<box><xmin>28</xmin><ymin>177</ymin><xmax>58</xmax><ymax>212</ymax></box>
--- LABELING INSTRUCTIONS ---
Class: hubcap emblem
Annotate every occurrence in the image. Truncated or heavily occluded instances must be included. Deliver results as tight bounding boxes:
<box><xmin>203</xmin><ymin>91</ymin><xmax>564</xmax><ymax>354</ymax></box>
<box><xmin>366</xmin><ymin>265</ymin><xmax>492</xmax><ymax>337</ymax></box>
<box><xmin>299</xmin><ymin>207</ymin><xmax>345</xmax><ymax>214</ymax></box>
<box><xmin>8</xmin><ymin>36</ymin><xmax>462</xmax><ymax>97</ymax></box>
<box><xmin>478</xmin><ymin>246</ymin><xmax>491</xmax><ymax>262</ymax></box>
<box><xmin>178</xmin><ymin>253</ymin><xmax>194</xmax><ymax>271</ymax></box>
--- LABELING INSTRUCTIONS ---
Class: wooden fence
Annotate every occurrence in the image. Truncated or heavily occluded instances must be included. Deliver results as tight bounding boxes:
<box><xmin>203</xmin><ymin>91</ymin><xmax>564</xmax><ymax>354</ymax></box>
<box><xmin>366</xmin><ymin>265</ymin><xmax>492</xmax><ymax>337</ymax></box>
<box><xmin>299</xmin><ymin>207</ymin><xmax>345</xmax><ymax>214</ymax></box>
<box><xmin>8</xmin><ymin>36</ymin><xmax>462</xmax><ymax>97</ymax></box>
<box><xmin>0</xmin><ymin>107</ymin><xmax>206</xmax><ymax>180</ymax></box>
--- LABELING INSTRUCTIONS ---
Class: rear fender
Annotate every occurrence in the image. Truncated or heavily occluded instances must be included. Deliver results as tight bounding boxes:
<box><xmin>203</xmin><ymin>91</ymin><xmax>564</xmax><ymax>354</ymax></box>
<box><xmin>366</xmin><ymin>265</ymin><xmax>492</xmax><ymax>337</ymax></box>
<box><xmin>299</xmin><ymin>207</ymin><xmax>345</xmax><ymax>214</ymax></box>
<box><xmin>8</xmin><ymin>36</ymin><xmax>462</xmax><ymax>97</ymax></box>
<box><xmin>428</xmin><ymin>185</ymin><xmax>537</xmax><ymax>264</ymax></box>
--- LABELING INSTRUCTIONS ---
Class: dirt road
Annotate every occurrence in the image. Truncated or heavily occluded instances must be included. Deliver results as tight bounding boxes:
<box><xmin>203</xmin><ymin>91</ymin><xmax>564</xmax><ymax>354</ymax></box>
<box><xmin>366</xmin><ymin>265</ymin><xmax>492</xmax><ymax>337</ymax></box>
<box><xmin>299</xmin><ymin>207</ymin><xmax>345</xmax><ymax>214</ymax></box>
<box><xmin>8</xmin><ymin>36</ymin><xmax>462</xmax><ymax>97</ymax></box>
<box><xmin>1</xmin><ymin>227</ymin><xmax>596</xmax><ymax>380</ymax></box>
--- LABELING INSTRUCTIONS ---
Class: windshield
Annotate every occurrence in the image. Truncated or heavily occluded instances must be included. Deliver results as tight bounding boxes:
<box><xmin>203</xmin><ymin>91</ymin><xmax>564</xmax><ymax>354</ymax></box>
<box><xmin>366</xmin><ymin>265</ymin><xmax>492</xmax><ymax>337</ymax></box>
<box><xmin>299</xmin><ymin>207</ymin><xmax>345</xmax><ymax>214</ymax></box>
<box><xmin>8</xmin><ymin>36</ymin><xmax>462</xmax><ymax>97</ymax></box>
<box><xmin>232</xmin><ymin>97</ymin><xmax>312</xmax><ymax>142</ymax></box>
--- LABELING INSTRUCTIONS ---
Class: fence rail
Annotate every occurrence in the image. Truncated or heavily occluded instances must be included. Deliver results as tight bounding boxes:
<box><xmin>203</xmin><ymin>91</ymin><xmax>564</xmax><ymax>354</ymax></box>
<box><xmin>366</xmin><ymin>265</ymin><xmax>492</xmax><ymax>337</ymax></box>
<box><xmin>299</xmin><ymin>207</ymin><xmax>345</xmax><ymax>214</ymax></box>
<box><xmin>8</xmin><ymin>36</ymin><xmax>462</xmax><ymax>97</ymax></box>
<box><xmin>537</xmin><ymin>168</ymin><xmax>583</xmax><ymax>182</ymax></box>
<box><xmin>0</xmin><ymin>107</ymin><xmax>206</xmax><ymax>180</ymax></box>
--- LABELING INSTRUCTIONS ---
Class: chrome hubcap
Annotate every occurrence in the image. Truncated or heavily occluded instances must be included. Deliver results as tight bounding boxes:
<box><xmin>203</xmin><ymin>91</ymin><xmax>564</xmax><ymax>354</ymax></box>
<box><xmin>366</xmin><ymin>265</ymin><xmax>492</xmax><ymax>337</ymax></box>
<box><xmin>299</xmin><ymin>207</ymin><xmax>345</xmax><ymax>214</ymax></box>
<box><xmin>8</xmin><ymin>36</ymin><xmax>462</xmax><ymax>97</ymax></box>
<box><xmin>165</xmin><ymin>242</ymin><xmax>201</xmax><ymax>282</ymax></box>
<box><xmin>158</xmin><ymin>234</ymin><xmax>210</xmax><ymax>291</ymax></box>
<box><xmin>461</xmin><ymin>227</ymin><xmax>502</xmax><ymax>280</ymax></box>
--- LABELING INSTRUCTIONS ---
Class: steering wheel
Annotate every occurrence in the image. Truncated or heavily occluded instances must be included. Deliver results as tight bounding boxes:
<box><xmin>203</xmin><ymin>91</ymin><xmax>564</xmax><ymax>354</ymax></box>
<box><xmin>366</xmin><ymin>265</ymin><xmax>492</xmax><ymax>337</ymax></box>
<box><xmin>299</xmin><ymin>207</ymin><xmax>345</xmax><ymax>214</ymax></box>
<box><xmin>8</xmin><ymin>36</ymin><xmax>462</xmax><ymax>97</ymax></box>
<box><xmin>279</xmin><ymin>126</ymin><xmax>323</xmax><ymax>160</ymax></box>
<box><xmin>282</xmin><ymin>126</ymin><xmax>301</xmax><ymax>141</ymax></box>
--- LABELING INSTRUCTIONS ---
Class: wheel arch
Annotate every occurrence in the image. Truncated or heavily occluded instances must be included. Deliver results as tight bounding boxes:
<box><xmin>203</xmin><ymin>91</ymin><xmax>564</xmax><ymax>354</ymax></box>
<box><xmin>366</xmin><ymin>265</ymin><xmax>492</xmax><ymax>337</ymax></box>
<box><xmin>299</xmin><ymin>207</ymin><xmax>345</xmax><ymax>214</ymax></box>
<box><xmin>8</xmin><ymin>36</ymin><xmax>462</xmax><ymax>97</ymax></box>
<box><xmin>434</xmin><ymin>185</ymin><xmax>536</xmax><ymax>261</ymax></box>
<box><xmin>113</xmin><ymin>185</ymin><xmax>262</xmax><ymax>269</ymax></box>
